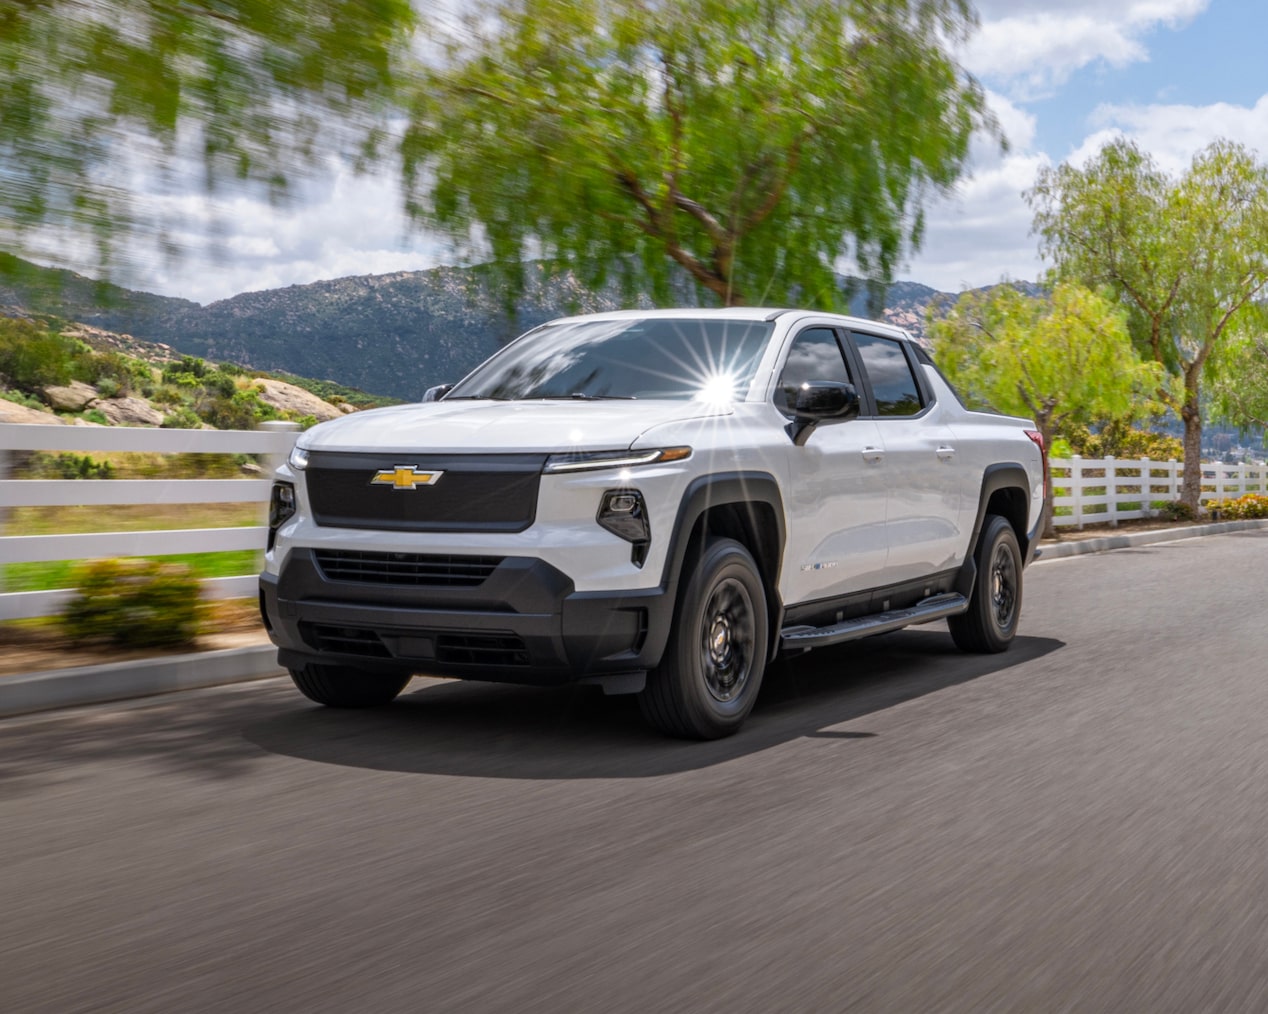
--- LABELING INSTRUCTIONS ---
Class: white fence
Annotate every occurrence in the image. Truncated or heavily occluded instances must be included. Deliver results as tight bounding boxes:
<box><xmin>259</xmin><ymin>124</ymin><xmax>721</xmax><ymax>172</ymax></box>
<box><xmin>1050</xmin><ymin>456</ymin><xmax>1268</xmax><ymax>528</ymax></box>
<box><xmin>0</xmin><ymin>422</ymin><xmax>299</xmax><ymax>621</ymax></box>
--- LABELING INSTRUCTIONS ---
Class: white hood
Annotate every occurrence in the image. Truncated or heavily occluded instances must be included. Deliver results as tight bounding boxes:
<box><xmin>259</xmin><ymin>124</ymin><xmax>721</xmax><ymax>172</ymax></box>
<box><xmin>298</xmin><ymin>399</ymin><xmax>733</xmax><ymax>454</ymax></box>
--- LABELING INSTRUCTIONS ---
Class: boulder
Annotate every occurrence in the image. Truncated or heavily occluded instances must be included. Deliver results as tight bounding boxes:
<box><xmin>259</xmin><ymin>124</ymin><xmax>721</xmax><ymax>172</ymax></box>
<box><xmin>337</xmin><ymin>401</ymin><xmax>357</xmax><ymax>414</ymax></box>
<box><xmin>0</xmin><ymin>400</ymin><xmax>64</xmax><ymax>425</ymax></box>
<box><xmin>93</xmin><ymin>396</ymin><xmax>164</xmax><ymax>426</ymax></box>
<box><xmin>42</xmin><ymin>380</ymin><xmax>99</xmax><ymax>412</ymax></box>
<box><xmin>251</xmin><ymin>379</ymin><xmax>343</xmax><ymax>422</ymax></box>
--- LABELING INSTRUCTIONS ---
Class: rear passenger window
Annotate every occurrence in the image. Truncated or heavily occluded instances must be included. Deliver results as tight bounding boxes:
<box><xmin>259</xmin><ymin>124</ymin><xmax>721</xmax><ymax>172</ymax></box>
<box><xmin>774</xmin><ymin>327</ymin><xmax>852</xmax><ymax>412</ymax></box>
<box><xmin>852</xmin><ymin>332</ymin><xmax>923</xmax><ymax>416</ymax></box>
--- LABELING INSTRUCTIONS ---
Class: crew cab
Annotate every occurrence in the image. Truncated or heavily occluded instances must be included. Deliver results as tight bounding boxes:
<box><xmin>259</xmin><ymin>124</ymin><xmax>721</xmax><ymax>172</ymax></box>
<box><xmin>259</xmin><ymin>309</ymin><xmax>1047</xmax><ymax>739</ymax></box>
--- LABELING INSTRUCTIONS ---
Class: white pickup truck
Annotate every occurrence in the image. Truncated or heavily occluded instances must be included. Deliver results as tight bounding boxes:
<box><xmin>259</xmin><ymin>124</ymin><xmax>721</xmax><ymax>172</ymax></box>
<box><xmin>260</xmin><ymin>308</ymin><xmax>1047</xmax><ymax>739</ymax></box>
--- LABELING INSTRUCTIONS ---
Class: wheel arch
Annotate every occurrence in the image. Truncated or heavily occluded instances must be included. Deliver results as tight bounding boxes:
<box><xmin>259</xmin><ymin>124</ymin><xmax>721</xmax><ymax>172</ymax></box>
<box><xmin>955</xmin><ymin>463</ymin><xmax>1033</xmax><ymax>598</ymax></box>
<box><xmin>653</xmin><ymin>472</ymin><xmax>786</xmax><ymax>664</ymax></box>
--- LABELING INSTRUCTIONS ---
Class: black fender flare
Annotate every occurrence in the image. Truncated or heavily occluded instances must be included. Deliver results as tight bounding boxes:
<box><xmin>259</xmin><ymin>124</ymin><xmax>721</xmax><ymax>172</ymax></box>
<box><xmin>646</xmin><ymin>471</ymin><xmax>787</xmax><ymax>664</ymax></box>
<box><xmin>954</xmin><ymin>463</ymin><xmax>1035</xmax><ymax>598</ymax></box>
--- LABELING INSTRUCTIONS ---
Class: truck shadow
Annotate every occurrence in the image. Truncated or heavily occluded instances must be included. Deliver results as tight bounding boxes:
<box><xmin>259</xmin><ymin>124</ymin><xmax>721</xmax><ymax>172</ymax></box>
<box><xmin>243</xmin><ymin>629</ymin><xmax>1064</xmax><ymax>779</ymax></box>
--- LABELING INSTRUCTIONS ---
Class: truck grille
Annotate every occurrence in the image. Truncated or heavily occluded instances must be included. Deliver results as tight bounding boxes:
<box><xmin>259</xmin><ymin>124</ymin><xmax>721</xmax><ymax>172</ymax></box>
<box><xmin>314</xmin><ymin>550</ymin><xmax>502</xmax><ymax>588</ymax></box>
<box><xmin>299</xmin><ymin>623</ymin><xmax>529</xmax><ymax>667</ymax></box>
<box><xmin>301</xmin><ymin>623</ymin><xmax>391</xmax><ymax>658</ymax></box>
<box><xmin>305</xmin><ymin>451</ymin><xmax>545</xmax><ymax>532</ymax></box>
<box><xmin>435</xmin><ymin>634</ymin><xmax>530</xmax><ymax>667</ymax></box>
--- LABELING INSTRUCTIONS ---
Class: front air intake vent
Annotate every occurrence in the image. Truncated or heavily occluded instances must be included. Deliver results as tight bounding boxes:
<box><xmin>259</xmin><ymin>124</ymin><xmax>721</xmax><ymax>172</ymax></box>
<box><xmin>314</xmin><ymin>550</ymin><xmax>502</xmax><ymax>588</ymax></box>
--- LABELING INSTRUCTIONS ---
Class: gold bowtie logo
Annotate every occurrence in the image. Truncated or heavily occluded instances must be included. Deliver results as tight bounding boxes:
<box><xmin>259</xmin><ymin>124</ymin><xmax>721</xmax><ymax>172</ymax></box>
<box><xmin>370</xmin><ymin>466</ymin><xmax>444</xmax><ymax>491</ymax></box>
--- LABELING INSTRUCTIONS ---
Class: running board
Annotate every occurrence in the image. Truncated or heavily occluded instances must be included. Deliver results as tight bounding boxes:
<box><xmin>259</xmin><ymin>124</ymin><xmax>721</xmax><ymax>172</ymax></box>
<box><xmin>780</xmin><ymin>593</ymin><xmax>969</xmax><ymax>652</ymax></box>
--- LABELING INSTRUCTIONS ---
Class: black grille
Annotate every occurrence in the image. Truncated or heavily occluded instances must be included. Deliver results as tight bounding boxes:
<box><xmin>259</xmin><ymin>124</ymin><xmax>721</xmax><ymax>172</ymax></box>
<box><xmin>314</xmin><ymin>550</ymin><xmax>502</xmax><ymax>588</ymax></box>
<box><xmin>436</xmin><ymin>634</ymin><xmax>530</xmax><ymax>667</ymax></box>
<box><xmin>301</xmin><ymin>623</ymin><xmax>391</xmax><ymax>658</ymax></box>
<box><xmin>306</xmin><ymin>451</ymin><xmax>546</xmax><ymax>532</ymax></box>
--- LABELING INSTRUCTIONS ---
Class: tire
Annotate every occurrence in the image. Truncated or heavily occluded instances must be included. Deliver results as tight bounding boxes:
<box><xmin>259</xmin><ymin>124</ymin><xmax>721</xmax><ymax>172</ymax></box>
<box><xmin>639</xmin><ymin>537</ymin><xmax>769</xmax><ymax>740</ymax></box>
<box><xmin>948</xmin><ymin>514</ymin><xmax>1022</xmax><ymax>653</ymax></box>
<box><xmin>289</xmin><ymin>664</ymin><xmax>411</xmax><ymax>708</ymax></box>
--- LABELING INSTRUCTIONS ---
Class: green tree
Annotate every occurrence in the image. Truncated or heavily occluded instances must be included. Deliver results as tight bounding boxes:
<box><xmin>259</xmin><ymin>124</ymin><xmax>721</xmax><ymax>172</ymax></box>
<box><xmin>0</xmin><ymin>0</ymin><xmax>414</xmax><ymax>267</ymax></box>
<box><xmin>1028</xmin><ymin>138</ymin><xmax>1268</xmax><ymax>511</ymax></box>
<box><xmin>927</xmin><ymin>282</ymin><xmax>1167</xmax><ymax>536</ymax></box>
<box><xmin>402</xmin><ymin>0</ymin><xmax>993</xmax><ymax>309</ymax></box>
<box><xmin>1209</xmin><ymin>316</ymin><xmax>1268</xmax><ymax>439</ymax></box>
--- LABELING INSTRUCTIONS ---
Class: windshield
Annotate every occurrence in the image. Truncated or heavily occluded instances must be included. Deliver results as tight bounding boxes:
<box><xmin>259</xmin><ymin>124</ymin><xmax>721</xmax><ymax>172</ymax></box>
<box><xmin>446</xmin><ymin>317</ymin><xmax>774</xmax><ymax>401</ymax></box>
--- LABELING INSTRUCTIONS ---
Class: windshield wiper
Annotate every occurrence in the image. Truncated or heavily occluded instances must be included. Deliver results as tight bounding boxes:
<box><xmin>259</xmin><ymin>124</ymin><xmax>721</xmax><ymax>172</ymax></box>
<box><xmin>535</xmin><ymin>393</ymin><xmax>637</xmax><ymax>401</ymax></box>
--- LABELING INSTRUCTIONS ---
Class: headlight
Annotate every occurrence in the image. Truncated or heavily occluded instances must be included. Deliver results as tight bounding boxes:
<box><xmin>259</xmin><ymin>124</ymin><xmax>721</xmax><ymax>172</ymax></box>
<box><xmin>267</xmin><ymin>481</ymin><xmax>296</xmax><ymax>551</ymax></box>
<box><xmin>544</xmin><ymin>446</ymin><xmax>691</xmax><ymax>474</ymax></box>
<box><xmin>288</xmin><ymin>445</ymin><xmax>309</xmax><ymax>470</ymax></box>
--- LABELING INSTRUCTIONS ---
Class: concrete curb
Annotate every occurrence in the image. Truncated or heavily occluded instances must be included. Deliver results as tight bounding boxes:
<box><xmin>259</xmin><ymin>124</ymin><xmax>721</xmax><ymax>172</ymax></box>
<box><xmin>0</xmin><ymin>644</ymin><xmax>284</xmax><ymax>719</ymax></box>
<box><xmin>1035</xmin><ymin>518</ymin><xmax>1268</xmax><ymax>560</ymax></box>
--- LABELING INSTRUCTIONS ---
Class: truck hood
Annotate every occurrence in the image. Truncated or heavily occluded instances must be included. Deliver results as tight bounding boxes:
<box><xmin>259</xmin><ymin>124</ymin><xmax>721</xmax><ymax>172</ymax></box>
<box><xmin>298</xmin><ymin>399</ymin><xmax>734</xmax><ymax>454</ymax></box>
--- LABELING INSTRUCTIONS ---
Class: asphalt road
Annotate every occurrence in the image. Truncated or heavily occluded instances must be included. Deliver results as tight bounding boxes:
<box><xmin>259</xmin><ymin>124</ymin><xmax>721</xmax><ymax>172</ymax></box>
<box><xmin>4</xmin><ymin>531</ymin><xmax>1268</xmax><ymax>1012</ymax></box>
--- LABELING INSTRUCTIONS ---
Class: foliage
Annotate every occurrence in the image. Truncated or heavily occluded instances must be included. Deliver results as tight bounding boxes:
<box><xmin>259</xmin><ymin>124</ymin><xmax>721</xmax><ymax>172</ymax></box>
<box><xmin>27</xmin><ymin>453</ymin><xmax>116</xmax><ymax>480</ymax></box>
<box><xmin>405</xmin><ymin>0</ymin><xmax>993</xmax><ymax>308</ymax></box>
<box><xmin>0</xmin><ymin>0</ymin><xmax>416</xmax><ymax>269</ymax></box>
<box><xmin>1155</xmin><ymin>500</ymin><xmax>1197</xmax><ymax>522</ymax></box>
<box><xmin>58</xmin><ymin>559</ymin><xmax>207</xmax><ymax>649</ymax></box>
<box><xmin>1206</xmin><ymin>494</ymin><xmax>1268</xmax><ymax>520</ymax></box>
<box><xmin>1060</xmin><ymin>421</ymin><xmax>1184</xmax><ymax>462</ymax></box>
<box><xmin>1209</xmin><ymin>329</ymin><xmax>1268</xmax><ymax>435</ymax></box>
<box><xmin>0</xmin><ymin>317</ymin><xmax>77</xmax><ymax>389</ymax></box>
<box><xmin>1028</xmin><ymin>138</ymin><xmax>1268</xmax><ymax>509</ymax></box>
<box><xmin>160</xmin><ymin>406</ymin><xmax>204</xmax><ymax>429</ymax></box>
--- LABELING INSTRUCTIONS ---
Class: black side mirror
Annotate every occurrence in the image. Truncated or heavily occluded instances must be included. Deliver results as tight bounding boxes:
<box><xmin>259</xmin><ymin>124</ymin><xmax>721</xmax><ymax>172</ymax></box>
<box><xmin>422</xmin><ymin>384</ymin><xmax>453</xmax><ymax>403</ymax></box>
<box><xmin>788</xmin><ymin>381</ymin><xmax>860</xmax><ymax>446</ymax></box>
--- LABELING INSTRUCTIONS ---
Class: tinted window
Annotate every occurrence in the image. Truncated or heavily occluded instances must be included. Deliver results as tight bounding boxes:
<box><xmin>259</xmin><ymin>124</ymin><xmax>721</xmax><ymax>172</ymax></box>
<box><xmin>774</xmin><ymin>327</ymin><xmax>851</xmax><ymax>412</ymax></box>
<box><xmin>852</xmin><ymin>332</ymin><xmax>923</xmax><ymax>416</ymax></box>
<box><xmin>447</xmin><ymin>318</ymin><xmax>773</xmax><ymax>401</ymax></box>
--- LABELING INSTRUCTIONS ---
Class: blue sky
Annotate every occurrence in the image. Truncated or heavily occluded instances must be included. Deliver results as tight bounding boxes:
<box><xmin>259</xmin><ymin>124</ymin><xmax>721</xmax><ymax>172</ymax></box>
<box><xmin>135</xmin><ymin>0</ymin><xmax>1268</xmax><ymax>303</ymax></box>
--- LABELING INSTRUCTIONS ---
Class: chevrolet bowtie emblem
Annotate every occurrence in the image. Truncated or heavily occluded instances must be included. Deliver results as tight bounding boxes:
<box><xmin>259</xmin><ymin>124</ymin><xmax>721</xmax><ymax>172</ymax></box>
<box><xmin>370</xmin><ymin>466</ymin><xmax>444</xmax><ymax>490</ymax></box>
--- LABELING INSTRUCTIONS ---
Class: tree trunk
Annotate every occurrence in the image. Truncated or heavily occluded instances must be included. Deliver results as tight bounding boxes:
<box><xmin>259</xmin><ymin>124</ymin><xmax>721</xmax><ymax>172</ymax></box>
<box><xmin>1039</xmin><ymin>419</ymin><xmax>1057</xmax><ymax>540</ymax></box>
<box><xmin>1180</xmin><ymin>374</ymin><xmax>1203</xmax><ymax>513</ymax></box>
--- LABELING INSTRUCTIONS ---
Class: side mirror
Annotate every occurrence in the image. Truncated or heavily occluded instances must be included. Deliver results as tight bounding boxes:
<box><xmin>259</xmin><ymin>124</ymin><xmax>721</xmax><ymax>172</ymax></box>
<box><xmin>788</xmin><ymin>381</ymin><xmax>860</xmax><ymax>446</ymax></box>
<box><xmin>422</xmin><ymin>384</ymin><xmax>453</xmax><ymax>403</ymax></box>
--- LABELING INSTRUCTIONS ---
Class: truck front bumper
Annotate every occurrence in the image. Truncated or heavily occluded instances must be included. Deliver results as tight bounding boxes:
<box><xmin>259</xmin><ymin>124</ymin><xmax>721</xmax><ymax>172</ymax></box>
<box><xmin>259</xmin><ymin>549</ymin><xmax>673</xmax><ymax>685</ymax></box>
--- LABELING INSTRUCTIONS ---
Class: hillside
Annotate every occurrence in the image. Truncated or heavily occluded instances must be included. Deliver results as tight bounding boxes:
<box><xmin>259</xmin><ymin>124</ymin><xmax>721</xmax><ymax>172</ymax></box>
<box><xmin>1</xmin><ymin>255</ymin><xmax>1034</xmax><ymax>401</ymax></box>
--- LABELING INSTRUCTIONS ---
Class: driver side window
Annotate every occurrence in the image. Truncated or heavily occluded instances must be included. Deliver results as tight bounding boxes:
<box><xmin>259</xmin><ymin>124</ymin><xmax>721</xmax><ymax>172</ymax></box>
<box><xmin>775</xmin><ymin>327</ymin><xmax>852</xmax><ymax>413</ymax></box>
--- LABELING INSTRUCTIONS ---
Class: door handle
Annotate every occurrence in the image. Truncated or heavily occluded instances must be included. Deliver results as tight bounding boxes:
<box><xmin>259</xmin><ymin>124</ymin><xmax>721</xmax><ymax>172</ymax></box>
<box><xmin>862</xmin><ymin>447</ymin><xmax>885</xmax><ymax>463</ymax></box>
<box><xmin>936</xmin><ymin>445</ymin><xmax>956</xmax><ymax>460</ymax></box>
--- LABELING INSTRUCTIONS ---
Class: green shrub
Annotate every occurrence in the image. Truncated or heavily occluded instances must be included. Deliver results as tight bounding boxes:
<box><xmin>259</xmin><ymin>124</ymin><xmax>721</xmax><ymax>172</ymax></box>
<box><xmin>28</xmin><ymin>452</ymin><xmax>115</xmax><ymax>480</ymax></box>
<box><xmin>59</xmin><ymin>558</ymin><xmax>207</xmax><ymax>649</ymax></box>
<box><xmin>1156</xmin><ymin>500</ymin><xmax>1196</xmax><ymax>522</ymax></box>
<box><xmin>94</xmin><ymin>376</ymin><xmax>121</xmax><ymax>399</ymax></box>
<box><xmin>1206</xmin><ymin>494</ymin><xmax>1268</xmax><ymax>520</ymax></box>
<box><xmin>160</xmin><ymin>406</ymin><xmax>203</xmax><ymax>429</ymax></box>
<box><xmin>81</xmin><ymin>408</ymin><xmax>109</xmax><ymax>425</ymax></box>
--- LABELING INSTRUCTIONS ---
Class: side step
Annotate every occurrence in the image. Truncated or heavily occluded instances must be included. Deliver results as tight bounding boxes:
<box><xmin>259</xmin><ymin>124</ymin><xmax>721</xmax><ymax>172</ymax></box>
<box><xmin>780</xmin><ymin>592</ymin><xmax>968</xmax><ymax>652</ymax></box>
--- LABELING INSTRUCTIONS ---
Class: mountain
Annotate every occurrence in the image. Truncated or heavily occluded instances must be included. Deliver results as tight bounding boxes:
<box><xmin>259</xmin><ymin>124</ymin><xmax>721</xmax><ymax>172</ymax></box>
<box><xmin>1</xmin><ymin>255</ymin><xmax>1032</xmax><ymax>402</ymax></box>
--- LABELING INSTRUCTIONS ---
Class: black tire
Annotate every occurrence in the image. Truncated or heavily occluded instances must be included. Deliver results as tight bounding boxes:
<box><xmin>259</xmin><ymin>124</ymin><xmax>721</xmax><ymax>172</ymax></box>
<box><xmin>289</xmin><ymin>664</ymin><xmax>411</xmax><ymax>708</ymax></box>
<box><xmin>639</xmin><ymin>537</ymin><xmax>769</xmax><ymax>740</ymax></box>
<box><xmin>948</xmin><ymin>514</ymin><xmax>1022</xmax><ymax>653</ymax></box>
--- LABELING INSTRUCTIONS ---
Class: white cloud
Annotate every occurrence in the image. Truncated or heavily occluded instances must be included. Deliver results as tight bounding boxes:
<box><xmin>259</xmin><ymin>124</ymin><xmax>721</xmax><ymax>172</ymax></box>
<box><xmin>968</xmin><ymin>0</ymin><xmax>1207</xmax><ymax>97</ymax></box>
<box><xmin>1069</xmin><ymin>95</ymin><xmax>1268</xmax><ymax>172</ymax></box>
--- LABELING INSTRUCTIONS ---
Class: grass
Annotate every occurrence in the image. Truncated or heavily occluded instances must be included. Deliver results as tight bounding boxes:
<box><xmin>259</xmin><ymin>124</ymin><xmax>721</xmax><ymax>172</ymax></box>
<box><xmin>6</xmin><ymin>503</ymin><xmax>262</xmax><ymax>536</ymax></box>
<box><xmin>3</xmin><ymin>550</ymin><xmax>262</xmax><ymax>592</ymax></box>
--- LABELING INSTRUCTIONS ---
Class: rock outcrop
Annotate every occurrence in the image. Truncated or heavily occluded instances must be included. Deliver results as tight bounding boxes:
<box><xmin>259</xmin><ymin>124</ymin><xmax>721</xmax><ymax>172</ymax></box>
<box><xmin>251</xmin><ymin>379</ymin><xmax>344</xmax><ymax>422</ymax></box>
<box><xmin>0</xmin><ymin>400</ymin><xmax>64</xmax><ymax>425</ymax></box>
<box><xmin>93</xmin><ymin>396</ymin><xmax>165</xmax><ymax>427</ymax></box>
<box><xmin>42</xmin><ymin>380</ymin><xmax>99</xmax><ymax>412</ymax></box>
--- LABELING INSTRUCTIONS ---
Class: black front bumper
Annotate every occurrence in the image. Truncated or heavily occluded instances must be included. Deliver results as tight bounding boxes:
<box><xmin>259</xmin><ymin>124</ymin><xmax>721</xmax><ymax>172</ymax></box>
<box><xmin>259</xmin><ymin>548</ymin><xmax>674</xmax><ymax>685</ymax></box>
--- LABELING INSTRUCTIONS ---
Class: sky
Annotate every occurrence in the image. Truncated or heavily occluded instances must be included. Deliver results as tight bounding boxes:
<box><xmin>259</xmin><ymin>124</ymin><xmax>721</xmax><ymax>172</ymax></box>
<box><xmin>132</xmin><ymin>0</ymin><xmax>1268</xmax><ymax>305</ymax></box>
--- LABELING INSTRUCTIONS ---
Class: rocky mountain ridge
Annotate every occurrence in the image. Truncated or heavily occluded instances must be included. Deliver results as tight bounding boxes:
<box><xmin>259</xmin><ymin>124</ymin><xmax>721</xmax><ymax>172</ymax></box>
<box><xmin>1</xmin><ymin>255</ymin><xmax>1038</xmax><ymax>403</ymax></box>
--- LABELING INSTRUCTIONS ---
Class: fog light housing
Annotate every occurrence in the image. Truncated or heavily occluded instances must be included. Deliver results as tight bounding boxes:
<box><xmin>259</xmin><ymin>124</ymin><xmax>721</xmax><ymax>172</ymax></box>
<box><xmin>268</xmin><ymin>481</ymin><xmax>296</xmax><ymax>551</ymax></box>
<box><xmin>597</xmin><ymin>488</ymin><xmax>650</xmax><ymax>566</ymax></box>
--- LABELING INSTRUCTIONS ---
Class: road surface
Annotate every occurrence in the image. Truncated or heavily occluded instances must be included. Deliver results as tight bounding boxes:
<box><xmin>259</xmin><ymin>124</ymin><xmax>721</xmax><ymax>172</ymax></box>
<box><xmin>3</xmin><ymin>530</ymin><xmax>1268</xmax><ymax>1011</ymax></box>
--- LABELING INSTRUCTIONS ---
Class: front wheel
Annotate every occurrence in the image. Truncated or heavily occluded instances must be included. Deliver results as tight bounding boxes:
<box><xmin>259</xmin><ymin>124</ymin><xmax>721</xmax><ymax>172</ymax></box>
<box><xmin>289</xmin><ymin>664</ymin><xmax>411</xmax><ymax>708</ymax></box>
<box><xmin>639</xmin><ymin>537</ymin><xmax>769</xmax><ymax>740</ymax></box>
<box><xmin>948</xmin><ymin>514</ymin><xmax>1022</xmax><ymax>653</ymax></box>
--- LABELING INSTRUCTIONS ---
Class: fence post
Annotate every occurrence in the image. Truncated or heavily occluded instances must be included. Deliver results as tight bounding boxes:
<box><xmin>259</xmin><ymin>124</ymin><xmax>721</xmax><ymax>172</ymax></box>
<box><xmin>0</xmin><ymin>447</ymin><xmax>9</xmax><ymax>594</ymax></box>
<box><xmin>1072</xmin><ymin>454</ymin><xmax>1083</xmax><ymax>529</ymax></box>
<box><xmin>1169</xmin><ymin>459</ymin><xmax>1179</xmax><ymax>503</ymax></box>
<box><xmin>258</xmin><ymin>420</ymin><xmax>301</xmax><ymax>478</ymax></box>
<box><xmin>1140</xmin><ymin>456</ymin><xmax>1151</xmax><ymax>517</ymax></box>
<box><xmin>1106</xmin><ymin>455</ymin><xmax>1117</xmax><ymax>527</ymax></box>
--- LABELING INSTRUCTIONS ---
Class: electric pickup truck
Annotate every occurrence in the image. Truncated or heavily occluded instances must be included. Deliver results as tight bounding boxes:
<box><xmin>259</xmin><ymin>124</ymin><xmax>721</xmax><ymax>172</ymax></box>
<box><xmin>260</xmin><ymin>308</ymin><xmax>1047</xmax><ymax>739</ymax></box>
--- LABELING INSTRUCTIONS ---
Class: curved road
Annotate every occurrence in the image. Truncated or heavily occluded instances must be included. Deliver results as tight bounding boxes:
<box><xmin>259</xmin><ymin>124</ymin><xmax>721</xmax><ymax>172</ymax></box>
<box><xmin>3</xmin><ymin>531</ymin><xmax>1268</xmax><ymax>1011</ymax></box>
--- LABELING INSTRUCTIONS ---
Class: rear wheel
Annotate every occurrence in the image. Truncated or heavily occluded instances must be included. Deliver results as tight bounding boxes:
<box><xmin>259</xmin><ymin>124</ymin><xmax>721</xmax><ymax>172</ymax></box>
<box><xmin>639</xmin><ymin>537</ymin><xmax>769</xmax><ymax>740</ymax></box>
<box><xmin>948</xmin><ymin>514</ymin><xmax>1022</xmax><ymax>653</ymax></box>
<box><xmin>289</xmin><ymin>664</ymin><xmax>411</xmax><ymax>708</ymax></box>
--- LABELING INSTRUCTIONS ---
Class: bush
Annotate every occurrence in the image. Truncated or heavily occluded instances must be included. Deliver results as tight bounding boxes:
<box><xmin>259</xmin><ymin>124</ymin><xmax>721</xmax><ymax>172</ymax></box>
<box><xmin>59</xmin><ymin>559</ymin><xmax>207</xmax><ymax>649</ymax></box>
<box><xmin>1156</xmin><ymin>500</ymin><xmax>1196</xmax><ymax>522</ymax></box>
<box><xmin>160</xmin><ymin>406</ymin><xmax>203</xmax><ymax>429</ymax></box>
<box><xmin>28</xmin><ymin>452</ymin><xmax>115</xmax><ymax>480</ymax></box>
<box><xmin>1061</xmin><ymin>421</ymin><xmax>1184</xmax><ymax>461</ymax></box>
<box><xmin>1206</xmin><ymin>494</ymin><xmax>1268</xmax><ymax>520</ymax></box>
<box><xmin>94</xmin><ymin>376</ymin><xmax>121</xmax><ymax>399</ymax></box>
